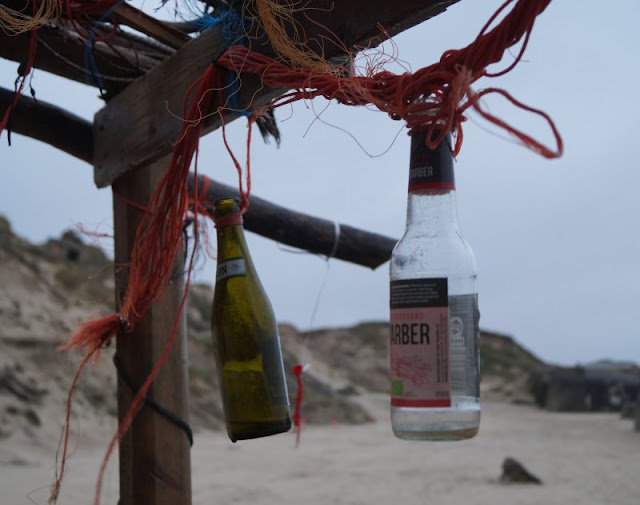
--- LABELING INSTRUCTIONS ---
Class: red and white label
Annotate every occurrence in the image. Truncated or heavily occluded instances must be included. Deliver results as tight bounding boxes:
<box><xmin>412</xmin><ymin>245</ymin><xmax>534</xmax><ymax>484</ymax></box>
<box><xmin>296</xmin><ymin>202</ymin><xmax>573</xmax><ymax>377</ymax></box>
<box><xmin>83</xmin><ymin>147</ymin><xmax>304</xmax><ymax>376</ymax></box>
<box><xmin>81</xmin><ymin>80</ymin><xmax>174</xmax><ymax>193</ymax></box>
<box><xmin>390</xmin><ymin>279</ymin><xmax>450</xmax><ymax>407</ymax></box>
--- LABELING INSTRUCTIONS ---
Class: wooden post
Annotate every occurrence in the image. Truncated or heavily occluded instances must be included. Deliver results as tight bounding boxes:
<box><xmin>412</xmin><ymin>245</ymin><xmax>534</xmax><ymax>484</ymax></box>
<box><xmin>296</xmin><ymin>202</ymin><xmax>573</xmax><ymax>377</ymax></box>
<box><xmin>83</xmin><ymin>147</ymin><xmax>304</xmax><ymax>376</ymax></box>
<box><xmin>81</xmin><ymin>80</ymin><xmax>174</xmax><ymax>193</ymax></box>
<box><xmin>112</xmin><ymin>156</ymin><xmax>192</xmax><ymax>505</ymax></box>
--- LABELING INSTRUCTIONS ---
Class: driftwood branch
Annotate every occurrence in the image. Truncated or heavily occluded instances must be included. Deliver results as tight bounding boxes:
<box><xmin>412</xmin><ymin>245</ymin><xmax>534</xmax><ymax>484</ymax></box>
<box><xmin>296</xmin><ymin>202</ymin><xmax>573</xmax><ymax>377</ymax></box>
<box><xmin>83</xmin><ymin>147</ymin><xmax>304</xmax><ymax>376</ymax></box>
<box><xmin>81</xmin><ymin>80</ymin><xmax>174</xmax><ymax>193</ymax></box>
<box><xmin>1</xmin><ymin>87</ymin><xmax>396</xmax><ymax>268</ymax></box>
<box><xmin>188</xmin><ymin>174</ymin><xmax>396</xmax><ymax>269</ymax></box>
<box><xmin>0</xmin><ymin>86</ymin><xmax>93</xmax><ymax>163</ymax></box>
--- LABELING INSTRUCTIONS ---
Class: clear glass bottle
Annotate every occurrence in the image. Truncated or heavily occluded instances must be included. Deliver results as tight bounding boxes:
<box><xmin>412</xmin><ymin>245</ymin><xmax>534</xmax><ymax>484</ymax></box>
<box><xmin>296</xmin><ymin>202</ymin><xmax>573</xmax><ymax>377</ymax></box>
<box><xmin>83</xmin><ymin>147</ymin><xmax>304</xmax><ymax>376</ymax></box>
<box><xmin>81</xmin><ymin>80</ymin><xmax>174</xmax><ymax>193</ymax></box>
<box><xmin>211</xmin><ymin>197</ymin><xmax>291</xmax><ymax>442</ymax></box>
<box><xmin>389</xmin><ymin>131</ymin><xmax>480</xmax><ymax>441</ymax></box>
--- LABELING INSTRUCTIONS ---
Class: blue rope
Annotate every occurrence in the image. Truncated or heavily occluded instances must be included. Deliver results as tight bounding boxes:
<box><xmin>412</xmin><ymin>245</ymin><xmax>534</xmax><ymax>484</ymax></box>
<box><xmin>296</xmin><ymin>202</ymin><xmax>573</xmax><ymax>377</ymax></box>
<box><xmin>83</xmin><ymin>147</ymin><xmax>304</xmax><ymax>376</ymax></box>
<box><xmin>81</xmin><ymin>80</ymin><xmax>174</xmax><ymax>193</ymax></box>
<box><xmin>83</xmin><ymin>0</ymin><xmax>128</xmax><ymax>91</ymax></box>
<box><xmin>83</xmin><ymin>1</ymin><xmax>250</xmax><ymax>116</ymax></box>
<box><xmin>195</xmin><ymin>6</ymin><xmax>251</xmax><ymax>117</ymax></box>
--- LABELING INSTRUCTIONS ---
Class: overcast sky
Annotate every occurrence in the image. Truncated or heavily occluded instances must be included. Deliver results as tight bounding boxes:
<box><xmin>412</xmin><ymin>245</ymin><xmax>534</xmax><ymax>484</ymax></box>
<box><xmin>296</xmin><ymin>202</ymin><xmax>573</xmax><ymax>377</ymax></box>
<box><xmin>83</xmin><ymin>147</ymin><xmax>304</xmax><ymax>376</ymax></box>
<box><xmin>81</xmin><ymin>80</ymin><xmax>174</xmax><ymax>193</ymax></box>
<box><xmin>1</xmin><ymin>0</ymin><xmax>638</xmax><ymax>366</ymax></box>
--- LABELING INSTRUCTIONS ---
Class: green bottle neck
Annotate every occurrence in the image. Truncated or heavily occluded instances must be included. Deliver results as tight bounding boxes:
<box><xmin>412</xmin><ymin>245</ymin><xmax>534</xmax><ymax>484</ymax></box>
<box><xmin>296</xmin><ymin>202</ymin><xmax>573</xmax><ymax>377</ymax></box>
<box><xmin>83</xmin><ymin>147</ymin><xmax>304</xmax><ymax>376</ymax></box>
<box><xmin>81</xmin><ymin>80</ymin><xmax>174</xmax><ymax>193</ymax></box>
<box><xmin>216</xmin><ymin>224</ymin><xmax>251</xmax><ymax>262</ymax></box>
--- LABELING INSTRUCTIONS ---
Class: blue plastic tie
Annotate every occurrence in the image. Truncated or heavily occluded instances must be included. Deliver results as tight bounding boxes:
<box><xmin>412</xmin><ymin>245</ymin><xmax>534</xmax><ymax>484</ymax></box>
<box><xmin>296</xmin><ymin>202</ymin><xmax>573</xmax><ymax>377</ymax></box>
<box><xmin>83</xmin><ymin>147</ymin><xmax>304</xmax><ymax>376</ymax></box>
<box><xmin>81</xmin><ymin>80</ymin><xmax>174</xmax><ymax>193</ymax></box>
<box><xmin>196</xmin><ymin>7</ymin><xmax>251</xmax><ymax>117</ymax></box>
<box><xmin>83</xmin><ymin>0</ymin><xmax>127</xmax><ymax>90</ymax></box>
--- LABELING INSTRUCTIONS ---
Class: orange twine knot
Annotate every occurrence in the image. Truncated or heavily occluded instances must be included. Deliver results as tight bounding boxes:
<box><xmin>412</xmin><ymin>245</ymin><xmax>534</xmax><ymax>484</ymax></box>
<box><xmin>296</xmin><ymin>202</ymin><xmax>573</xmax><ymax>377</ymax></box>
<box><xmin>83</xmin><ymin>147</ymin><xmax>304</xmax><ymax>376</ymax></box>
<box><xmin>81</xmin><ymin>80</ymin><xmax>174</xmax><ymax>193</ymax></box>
<box><xmin>292</xmin><ymin>364</ymin><xmax>305</xmax><ymax>447</ymax></box>
<box><xmin>217</xmin><ymin>0</ymin><xmax>562</xmax><ymax>158</ymax></box>
<box><xmin>450</xmin><ymin>66</ymin><xmax>474</xmax><ymax>117</ymax></box>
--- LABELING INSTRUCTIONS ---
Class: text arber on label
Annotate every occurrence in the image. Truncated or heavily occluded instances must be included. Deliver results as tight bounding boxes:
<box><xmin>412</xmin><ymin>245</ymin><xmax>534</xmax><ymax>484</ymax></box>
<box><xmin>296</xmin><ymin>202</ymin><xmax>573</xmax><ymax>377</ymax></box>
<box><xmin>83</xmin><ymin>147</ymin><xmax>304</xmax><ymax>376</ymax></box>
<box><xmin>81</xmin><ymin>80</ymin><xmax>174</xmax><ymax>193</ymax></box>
<box><xmin>390</xmin><ymin>323</ymin><xmax>430</xmax><ymax>345</ymax></box>
<box><xmin>409</xmin><ymin>166</ymin><xmax>434</xmax><ymax>179</ymax></box>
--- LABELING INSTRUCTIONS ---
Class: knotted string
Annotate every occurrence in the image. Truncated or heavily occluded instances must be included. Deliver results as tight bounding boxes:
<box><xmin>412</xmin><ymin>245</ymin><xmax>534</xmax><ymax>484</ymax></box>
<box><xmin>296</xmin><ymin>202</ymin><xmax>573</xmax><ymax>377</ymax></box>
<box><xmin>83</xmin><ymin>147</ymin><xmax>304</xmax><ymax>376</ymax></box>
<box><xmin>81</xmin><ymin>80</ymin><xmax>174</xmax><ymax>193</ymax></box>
<box><xmin>292</xmin><ymin>364</ymin><xmax>305</xmax><ymax>447</ymax></box>
<box><xmin>194</xmin><ymin>4</ymin><xmax>251</xmax><ymax>117</ymax></box>
<box><xmin>292</xmin><ymin>220</ymin><xmax>341</xmax><ymax>447</ymax></box>
<box><xmin>50</xmin><ymin>64</ymin><xmax>220</xmax><ymax>505</ymax></box>
<box><xmin>0</xmin><ymin>2</ymin><xmax>38</xmax><ymax>141</ymax></box>
<box><xmin>217</xmin><ymin>0</ymin><xmax>562</xmax><ymax>158</ymax></box>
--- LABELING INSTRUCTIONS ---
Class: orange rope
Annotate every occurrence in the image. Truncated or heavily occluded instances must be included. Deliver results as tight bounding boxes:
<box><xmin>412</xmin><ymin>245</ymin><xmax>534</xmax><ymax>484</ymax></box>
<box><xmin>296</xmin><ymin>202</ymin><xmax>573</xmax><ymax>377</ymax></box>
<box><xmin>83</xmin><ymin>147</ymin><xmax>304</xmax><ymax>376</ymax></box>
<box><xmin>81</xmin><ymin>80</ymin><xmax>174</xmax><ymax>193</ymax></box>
<box><xmin>51</xmin><ymin>64</ymin><xmax>220</xmax><ymax>505</ymax></box>
<box><xmin>217</xmin><ymin>0</ymin><xmax>562</xmax><ymax>158</ymax></box>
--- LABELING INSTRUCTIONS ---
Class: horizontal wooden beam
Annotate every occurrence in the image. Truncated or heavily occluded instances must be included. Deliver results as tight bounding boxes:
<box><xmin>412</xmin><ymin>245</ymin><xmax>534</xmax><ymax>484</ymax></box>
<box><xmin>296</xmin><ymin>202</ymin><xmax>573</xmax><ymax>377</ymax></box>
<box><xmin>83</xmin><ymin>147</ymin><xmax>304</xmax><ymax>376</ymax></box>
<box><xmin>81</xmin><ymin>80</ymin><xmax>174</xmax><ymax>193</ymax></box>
<box><xmin>93</xmin><ymin>0</ymin><xmax>460</xmax><ymax>187</ymax></box>
<box><xmin>188</xmin><ymin>174</ymin><xmax>396</xmax><ymax>269</ymax></box>
<box><xmin>0</xmin><ymin>0</ymin><xmax>189</xmax><ymax>49</ymax></box>
<box><xmin>0</xmin><ymin>86</ymin><xmax>93</xmax><ymax>163</ymax></box>
<box><xmin>110</xmin><ymin>3</ymin><xmax>191</xmax><ymax>50</ymax></box>
<box><xmin>1</xmin><ymin>86</ymin><xmax>396</xmax><ymax>268</ymax></box>
<box><xmin>0</xmin><ymin>25</ymin><xmax>163</xmax><ymax>92</ymax></box>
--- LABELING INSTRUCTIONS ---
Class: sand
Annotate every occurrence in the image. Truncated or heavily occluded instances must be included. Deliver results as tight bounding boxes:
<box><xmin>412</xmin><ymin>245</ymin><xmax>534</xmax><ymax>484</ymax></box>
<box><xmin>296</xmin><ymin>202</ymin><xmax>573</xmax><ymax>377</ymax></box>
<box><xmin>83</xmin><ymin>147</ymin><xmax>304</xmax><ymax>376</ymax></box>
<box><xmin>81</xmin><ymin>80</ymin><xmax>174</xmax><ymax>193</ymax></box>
<box><xmin>2</xmin><ymin>396</ymin><xmax>639</xmax><ymax>505</ymax></box>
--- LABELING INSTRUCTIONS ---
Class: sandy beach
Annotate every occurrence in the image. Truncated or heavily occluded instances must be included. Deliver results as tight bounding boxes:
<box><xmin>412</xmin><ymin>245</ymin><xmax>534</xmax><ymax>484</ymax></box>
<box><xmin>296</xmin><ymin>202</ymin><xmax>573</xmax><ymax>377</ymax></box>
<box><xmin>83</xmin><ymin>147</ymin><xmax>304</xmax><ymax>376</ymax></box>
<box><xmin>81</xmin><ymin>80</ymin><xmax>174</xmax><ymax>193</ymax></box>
<box><xmin>2</xmin><ymin>396</ymin><xmax>639</xmax><ymax>505</ymax></box>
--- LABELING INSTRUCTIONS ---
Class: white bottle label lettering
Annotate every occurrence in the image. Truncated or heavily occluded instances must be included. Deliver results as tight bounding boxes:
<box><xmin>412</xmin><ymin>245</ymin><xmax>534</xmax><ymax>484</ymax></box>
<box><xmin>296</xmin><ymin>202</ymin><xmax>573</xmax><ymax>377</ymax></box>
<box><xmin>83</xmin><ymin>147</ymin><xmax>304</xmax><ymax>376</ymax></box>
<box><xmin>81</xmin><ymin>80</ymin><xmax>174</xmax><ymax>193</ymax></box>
<box><xmin>216</xmin><ymin>258</ymin><xmax>246</xmax><ymax>281</ymax></box>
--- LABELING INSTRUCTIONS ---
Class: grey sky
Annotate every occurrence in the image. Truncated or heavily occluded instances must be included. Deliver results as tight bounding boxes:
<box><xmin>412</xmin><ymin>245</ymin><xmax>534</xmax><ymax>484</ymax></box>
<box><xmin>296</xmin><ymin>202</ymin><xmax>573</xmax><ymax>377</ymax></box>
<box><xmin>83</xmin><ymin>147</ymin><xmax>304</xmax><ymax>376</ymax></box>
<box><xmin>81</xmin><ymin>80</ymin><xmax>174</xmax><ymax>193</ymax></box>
<box><xmin>1</xmin><ymin>0</ymin><xmax>638</xmax><ymax>366</ymax></box>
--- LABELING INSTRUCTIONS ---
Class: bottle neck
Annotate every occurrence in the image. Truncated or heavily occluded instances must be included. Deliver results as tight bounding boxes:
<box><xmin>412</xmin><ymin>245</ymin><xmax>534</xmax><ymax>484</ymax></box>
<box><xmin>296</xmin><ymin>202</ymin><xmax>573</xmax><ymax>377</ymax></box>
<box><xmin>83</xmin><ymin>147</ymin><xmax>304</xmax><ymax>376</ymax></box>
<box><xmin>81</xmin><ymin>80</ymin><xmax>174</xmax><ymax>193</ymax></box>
<box><xmin>406</xmin><ymin>189</ymin><xmax>460</xmax><ymax>231</ymax></box>
<box><xmin>216</xmin><ymin>224</ymin><xmax>250</xmax><ymax>261</ymax></box>
<box><xmin>405</xmin><ymin>131</ymin><xmax>460</xmax><ymax>231</ymax></box>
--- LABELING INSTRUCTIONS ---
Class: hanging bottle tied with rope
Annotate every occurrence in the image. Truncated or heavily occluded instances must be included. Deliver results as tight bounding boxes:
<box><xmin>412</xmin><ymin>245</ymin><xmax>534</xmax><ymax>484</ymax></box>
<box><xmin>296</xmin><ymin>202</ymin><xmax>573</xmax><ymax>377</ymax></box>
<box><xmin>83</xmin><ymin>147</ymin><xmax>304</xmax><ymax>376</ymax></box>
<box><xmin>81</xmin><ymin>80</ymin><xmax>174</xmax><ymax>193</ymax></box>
<box><xmin>211</xmin><ymin>197</ymin><xmax>291</xmax><ymax>442</ymax></box>
<box><xmin>389</xmin><ymin>131</ymin><xmax>480</xmax><ymax>441</ymax></box>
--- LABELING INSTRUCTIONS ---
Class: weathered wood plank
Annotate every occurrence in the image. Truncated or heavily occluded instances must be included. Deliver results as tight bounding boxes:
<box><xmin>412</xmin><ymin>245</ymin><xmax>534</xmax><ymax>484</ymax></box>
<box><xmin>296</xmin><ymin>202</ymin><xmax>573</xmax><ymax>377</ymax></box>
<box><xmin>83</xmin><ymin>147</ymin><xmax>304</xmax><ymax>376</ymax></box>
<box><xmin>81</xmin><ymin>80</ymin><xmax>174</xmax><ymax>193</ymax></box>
<box><xmin>0</xmin><ymin>26</ymin><xmax>163</xmax><ymax>91</ymax></box>
<box><xmin>250</xmin><ymin>0</ymin><xmax>460</xmax><ymax>58</ymax></box>
<box><xmin>93</xmin><ymin>0</ymin><xmax>460</xmax><ymax>188</ymax></box>
<box><xmin>93</xmin><ymin>26</ymin><xmax>235</xmax><ymax>188</ymax></box>
<box><xmin>113</xmin><ymin>156</ymin><xmax>192</xmax><ymax>505</ymax></box>
<box><xmin>111</xmin><ymin>3</ymin><xmax>191</xmax><ymax>50</ymax></box>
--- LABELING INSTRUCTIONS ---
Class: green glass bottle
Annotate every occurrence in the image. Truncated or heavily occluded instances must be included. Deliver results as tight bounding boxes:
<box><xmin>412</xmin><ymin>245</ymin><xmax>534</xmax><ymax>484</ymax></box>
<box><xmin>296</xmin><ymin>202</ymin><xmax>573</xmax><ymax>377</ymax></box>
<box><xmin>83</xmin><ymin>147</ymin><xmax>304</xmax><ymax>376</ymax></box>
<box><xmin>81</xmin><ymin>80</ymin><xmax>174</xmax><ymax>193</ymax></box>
<box><xmin>211</xmin><ymin>197</ymin><xmax>291</xmax><ymax>442</ymax></box>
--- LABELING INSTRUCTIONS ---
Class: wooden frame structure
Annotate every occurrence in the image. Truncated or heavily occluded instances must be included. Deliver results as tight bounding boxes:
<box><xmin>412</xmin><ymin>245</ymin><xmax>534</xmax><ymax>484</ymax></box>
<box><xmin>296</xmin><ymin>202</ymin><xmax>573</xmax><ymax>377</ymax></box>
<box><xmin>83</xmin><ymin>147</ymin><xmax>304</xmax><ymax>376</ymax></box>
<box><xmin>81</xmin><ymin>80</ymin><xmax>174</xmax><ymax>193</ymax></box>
<box><xmin>0</xmin><ymin>1</ymin><xmax>461</xmax><ymax>504</ymax></box>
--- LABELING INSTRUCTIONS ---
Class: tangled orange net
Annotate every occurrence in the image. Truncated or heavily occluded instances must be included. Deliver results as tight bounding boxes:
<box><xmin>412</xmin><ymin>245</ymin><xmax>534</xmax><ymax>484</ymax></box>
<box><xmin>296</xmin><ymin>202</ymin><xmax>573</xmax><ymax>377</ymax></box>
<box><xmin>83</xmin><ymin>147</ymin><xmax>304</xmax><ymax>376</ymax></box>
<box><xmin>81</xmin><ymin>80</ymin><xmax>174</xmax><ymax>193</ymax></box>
<box><xmin>220</xmin><ymin>0</ymin><xmax>563</xmax><ymax>158</ymax></box>
<box><xmin>0</xmin><ymin>0</ymin><xmax>123</xmax><ymax>138</ymax></box>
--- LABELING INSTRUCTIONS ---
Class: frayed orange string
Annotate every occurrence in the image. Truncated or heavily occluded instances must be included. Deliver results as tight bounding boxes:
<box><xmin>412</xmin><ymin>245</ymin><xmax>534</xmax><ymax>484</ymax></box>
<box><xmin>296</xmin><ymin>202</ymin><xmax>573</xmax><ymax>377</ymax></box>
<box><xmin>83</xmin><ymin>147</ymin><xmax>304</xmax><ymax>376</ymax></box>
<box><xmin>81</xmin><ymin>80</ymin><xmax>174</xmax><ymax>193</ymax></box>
<box><xmin>60</xmin><ymin>314</ymin><xmax>123</xmax><ymax>355</ymax></box>
<box><xmin>91</xmin><ymin>266</ymin><xmax>195</xmax><ymax>505</ymax></box>
<box><xmin>217</xmin><ymin>0</ymin><xmax>562</xmax><ymax>158</ymax></box>
<box><xmin>51</xmin><ymin>64</ymin><xmax>220</xmax><ymax>505</ymax></box>
<box><xmin>49</xmin><ymin>342</ymin><xmax>103</xmax><ymax>505</ymax></box>
<box><xmin>49</xmin><ymin>315</ymin><xmax>121</xmax><ymax>504</ymax></box>
<box><xmin>217</xmin><ymin>69</ymin><xmax>253</xmax><ymax>214</ymax></box>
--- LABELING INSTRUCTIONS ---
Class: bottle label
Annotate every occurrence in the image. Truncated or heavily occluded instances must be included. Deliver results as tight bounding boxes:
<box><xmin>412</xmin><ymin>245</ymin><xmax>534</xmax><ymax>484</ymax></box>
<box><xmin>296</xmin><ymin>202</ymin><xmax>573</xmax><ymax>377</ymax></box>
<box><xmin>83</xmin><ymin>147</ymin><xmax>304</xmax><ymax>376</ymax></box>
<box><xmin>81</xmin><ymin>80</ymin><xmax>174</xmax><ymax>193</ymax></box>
<box><xmin>389</xmin><ymin>278</ymin><xmax>451</xmax><ymax>407</ymax></box>
<box><xmin>216</xmin><ymin>258</ymin><xmax>246</xmax><ymax>281</ymax></box>
<box><xmin>448</xmin><ymin>294</ymin><xmax>480</xmax><ymax>395</ymax></box>
<box><xmin>409</xmin><ymin>131</ymin><xmax>455</xmax><ymax>192</ymax></box>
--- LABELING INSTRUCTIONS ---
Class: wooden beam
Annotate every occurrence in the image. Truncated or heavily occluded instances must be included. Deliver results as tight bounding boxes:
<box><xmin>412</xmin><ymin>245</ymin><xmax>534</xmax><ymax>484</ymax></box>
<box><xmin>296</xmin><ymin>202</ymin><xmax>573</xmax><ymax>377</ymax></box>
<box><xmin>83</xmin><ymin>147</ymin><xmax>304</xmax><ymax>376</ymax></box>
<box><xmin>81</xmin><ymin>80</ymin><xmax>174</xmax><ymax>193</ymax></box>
<box><xmin>249</xmin><ymin>0</ymin><xmax>460</xmax><ymax>59</ymax></box>
<box><xmin>0</xmin><ymin>86</ymin><xmax>93</xmax><ymax>163</ymax></box>
<box><xmin>93</xmin><ymin>0</ymin><xmax>460</xmax><ymax>188</ymax></box>
<box><xmin>189</xmin><ymin>174</ymin><xmax>396</xmax><ymax>269</ymax></box>
<box><xmin>0</xmin><ymin>25</ymin><xmax>162</xmax><ymax>91</ymax></box>
<box><xmin>111</xmin><ymin>3</ymin><xmax>191</xmax><ymax>50</ymax></box>
<box><xmin>113</xmin><ymin>156</ymin><xmax>192</xmax><ymax>505</ymax></box>
<box><xmin>93</xmin><ymin>26</ymin><xmax>238</xmax><ymax>187</ymax></box>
